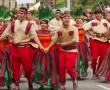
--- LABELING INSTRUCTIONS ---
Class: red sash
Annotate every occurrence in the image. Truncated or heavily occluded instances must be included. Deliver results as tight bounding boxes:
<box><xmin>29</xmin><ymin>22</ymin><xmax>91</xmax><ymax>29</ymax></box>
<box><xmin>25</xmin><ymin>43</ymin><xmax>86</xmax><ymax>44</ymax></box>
<box><xmin>11</xmin><ymin>20</ymin><xmax>32</xmax><ymax>35</ymax></box>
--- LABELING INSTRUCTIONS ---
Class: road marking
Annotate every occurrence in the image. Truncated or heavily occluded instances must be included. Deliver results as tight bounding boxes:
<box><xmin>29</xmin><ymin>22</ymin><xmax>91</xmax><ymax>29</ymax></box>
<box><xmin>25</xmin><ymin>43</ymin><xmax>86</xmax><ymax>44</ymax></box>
<box><xmin>97</xmin><ymin>85</ymin><xmax>110</xmax><ymax>90</ymax></box>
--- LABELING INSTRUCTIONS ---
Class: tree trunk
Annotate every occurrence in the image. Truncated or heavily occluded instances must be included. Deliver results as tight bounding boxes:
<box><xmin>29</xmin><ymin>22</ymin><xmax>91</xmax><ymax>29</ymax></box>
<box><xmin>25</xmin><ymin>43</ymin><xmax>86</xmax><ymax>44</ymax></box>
<box><xmin>15</xmin><ymin>1</ymin><xmax>17</xmax><ymax>8</ymax></box>
<box><xmin>2</xmin><ymin>0</ymin><xmax>5</xmax><ymax>5</ymax></box>
<box><xmin>71</xmin><ymin>0</ymin><xmax>77</xmax><ymax>10</ymax></box>
<box><xmin>54</xmin><ymin>0</ymin><xmax>57</xmax><ymax>7</ymax></box>
<box><xmin>9</xmin><ymin>0</ymin><xmax>11</xmax><ymax>10</ymax></box>
<box><xmin>71</xmin><ymin>0</ymin><xmax>75</xmax><ymax>7</ymax></box>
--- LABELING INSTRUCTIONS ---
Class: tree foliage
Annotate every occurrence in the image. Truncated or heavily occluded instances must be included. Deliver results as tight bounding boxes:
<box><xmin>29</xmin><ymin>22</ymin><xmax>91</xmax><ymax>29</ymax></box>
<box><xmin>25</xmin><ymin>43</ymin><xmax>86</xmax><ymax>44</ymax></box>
<box><xmin>55</xmin><ymin>0</ymin><xmax>110</xmax><ymax>17</ymax></box>
<box><xmin>55</xmin><ymin>0</ymin><xmax>110</xmax><ymax>9</ymax></box>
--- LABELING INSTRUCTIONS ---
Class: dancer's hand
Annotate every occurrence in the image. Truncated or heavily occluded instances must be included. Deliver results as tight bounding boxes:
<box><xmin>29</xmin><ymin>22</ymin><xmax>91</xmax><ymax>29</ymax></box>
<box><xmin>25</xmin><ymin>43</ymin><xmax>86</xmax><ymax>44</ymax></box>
<box><xmin>13</xmin><ymin>39</ymin><xmax>20</xmax><ymax>45</ymax></box>
<box><xmin>103</xmin><ymin>32</ymin><xmax>110</xmax><ymax>37</ymax></box>
<box><xmin>106</xmin><ymin>36</ymin><xmax>110</xmax><ymax>40</ymax></box>
<box><xmin>57</xmin><ymin>42</ymin><xmax>66</xmax><ymax>46</ymax></box>
<box><xmin>39</xmin><ymin>46</ymin><xmax>45</xmax><ymax>52</ymax></box>
<box><xmin>44</xmin><ymin>48</ymin><xmax>49</xmax><ymax>53</ymax></box>
<box><xmin>60</xmin><ymin>42</ymin><xmax>67</xmax><ymax>47</ymax></box>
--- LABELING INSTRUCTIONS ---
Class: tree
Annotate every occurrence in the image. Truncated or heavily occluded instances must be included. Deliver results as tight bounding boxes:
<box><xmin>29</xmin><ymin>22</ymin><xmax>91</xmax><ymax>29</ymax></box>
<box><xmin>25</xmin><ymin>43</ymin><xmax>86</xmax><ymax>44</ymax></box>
<box><xmin>2</xmin><ymin>0</ymin><xmax>5</xmax><ymax>5</ymax></box>
<box><xmin>55</xmin><ymin>0</ymin><xmax>66</xmax><ymax>8</ymax></box>
<box><xmin>55</xmin><ymin>0</ymin><xmax>110</xmax><ymax>10</ymax></box>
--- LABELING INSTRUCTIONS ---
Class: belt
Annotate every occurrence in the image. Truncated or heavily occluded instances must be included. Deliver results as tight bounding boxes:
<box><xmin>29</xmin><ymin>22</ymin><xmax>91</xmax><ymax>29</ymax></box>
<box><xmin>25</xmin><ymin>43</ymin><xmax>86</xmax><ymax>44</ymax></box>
<box><xmin>14</xmin><ymin>44</ymin><xmax>30</xmax><ymax>47</ymax></box>
<box><xmin>62</xmin><ymin>46</ymin><xmax>76</xmax><ymax>50</ymax></box>
<box><xmin>90</xmin><ymin>38</ymin><xmax>107</xmax><ymax>43</ymax></box>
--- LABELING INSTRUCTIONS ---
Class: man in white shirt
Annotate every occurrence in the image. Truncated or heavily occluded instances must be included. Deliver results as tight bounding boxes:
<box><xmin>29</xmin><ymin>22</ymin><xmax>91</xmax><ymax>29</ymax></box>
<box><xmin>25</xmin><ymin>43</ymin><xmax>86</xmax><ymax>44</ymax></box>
<box><xmin>27</xmin><ymin>10</ymin><xmax>39</xmax><ymax>30</ymax></box>
<box><xmin>105</xmin><ymin>12</ymin><xmax>110</xmax><ymax>23</ymax></box>
<box><xmin>0</xmin><ymin>7</ymin><xmax>43</xmax><ymax>90</ymax></box>
<box><xmin>46</xmin><ymin>14</ymin><xmax>79</xmax><ymax>90</ymax></box>
<box><xmin>49</xmin><ymin>9</ymin><xmax>62</xmax><ymax>31</ymax></box>
<box><xmin>83</xmin><ymin>9</ymin><xmax>110</xmax><ymax>80</ymax></box>
<box><xmin>64</xmin><ymin>10</ymin><xmax>76</xmax><ymax>25</ymax></box>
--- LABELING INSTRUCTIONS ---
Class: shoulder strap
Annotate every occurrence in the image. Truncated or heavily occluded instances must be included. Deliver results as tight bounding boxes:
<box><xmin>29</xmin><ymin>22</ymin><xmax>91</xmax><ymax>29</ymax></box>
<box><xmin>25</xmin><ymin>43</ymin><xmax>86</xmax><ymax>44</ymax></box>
<box><xmin>11</xmin><ymin>21</ymin><xmax>32</xmax><ymax>34</ymax></box>
<box><xmin>11</xmin><ymin>20</ymin><xmax>15</xmax><ymax>33</ymax></box>
<box><xmin>25</xmin><ymin>22</ymin><xmax>32</xmax><ymax>35</ymax></box>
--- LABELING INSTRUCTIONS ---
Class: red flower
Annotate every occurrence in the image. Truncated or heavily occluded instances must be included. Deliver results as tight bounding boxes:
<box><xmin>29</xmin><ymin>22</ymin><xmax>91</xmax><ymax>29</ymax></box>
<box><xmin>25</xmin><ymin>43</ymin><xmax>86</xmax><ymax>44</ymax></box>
<box><xmin>57</xmin><ymin>31</ymin><xmax>63</xmax><ymax>36</ymax></box>
<box><xmin>92</xmin><ymin>22</ymin><xmax>98</xmax><ymax>26</ymax></box>
<box><xmin>68</xmin><ymin>31</ymin><xmax>74</xmax><ymax>36</ymax></box>
<box><xmin>103</xmin><ymin>23</ymin><xmax>108</xmax><ymax>27</ymax></box>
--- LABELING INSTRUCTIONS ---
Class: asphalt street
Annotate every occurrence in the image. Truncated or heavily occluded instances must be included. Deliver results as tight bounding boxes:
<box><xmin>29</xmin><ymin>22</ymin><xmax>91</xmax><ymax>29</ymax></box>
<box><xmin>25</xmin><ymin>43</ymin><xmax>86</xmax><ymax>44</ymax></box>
<box><xmin>0</xmin><ymin>67</ymin><xmax>110</xmax><ymax>90</ymax></box>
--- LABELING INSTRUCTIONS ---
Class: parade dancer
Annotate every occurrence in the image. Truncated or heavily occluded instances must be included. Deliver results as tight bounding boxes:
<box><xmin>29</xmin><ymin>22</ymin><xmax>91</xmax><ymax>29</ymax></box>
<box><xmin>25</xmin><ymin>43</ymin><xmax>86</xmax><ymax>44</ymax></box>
<box><xmin>2</xmin><ymin>10</ymin><xmax>12</xmax><ymax>47</ymax></box>
<box><xmin>49</xmin><ymin>9</ymin><xmax>62</xmax><ymax>71</ymax></box>
<box><xmin>74</xmin><ymin>17</ymin><xmax>90</xmax><ymax>78</ymax></box>
<box><xmin>46</xmin><ymin>14</ymin><xmax>79</xmax><ymax>90</ymax></box>
<box><xmin>25</xmin><ymin>19</ymin><xmax>59</xmax><ymax>89</ymax></box>
<box><xmin>0</xmin><ymin>9</ymin><xmax>12</xmax><ymax>90</ymax></box>
<box><xmin>105</xmin><ymin>12</ymin><xmax>110</xmax><ymax>23</ymax></box>
<box><xmin>49</xmin><ymin>9</ymin><xmax>62</xmax><ymax>31</ymax></box>
<box><xmin>27</xmin><ymin>10</ymin><xmax>39</xmax><ymax>30</ymax></box>
<box><xmin>1</xmin><ymin>10</ymin><xmax>12</xmax><ymax>63</ymax></box>
<box><xmin>96</xmin><ymin>23</ymin><xmax>110</xmax><ymax>83</ymax></box>
<box><xmin>26</xmin><ymin>10</ymin><xmax>40</xmax><ymax>49</ymax></box>
<box><xmin>64</xmin><ymin>10</ymin><xmax>76</xmax><ymax>25</ymax></box>
<box><xmin>0</xmin><ymin>7</ymin><xmax>43</xmax><ymax>90</ymax></box>
<box><xmin>83</xmin><ymin>9</ymin><xmax>110</xmax><ymax>80</ymax></box>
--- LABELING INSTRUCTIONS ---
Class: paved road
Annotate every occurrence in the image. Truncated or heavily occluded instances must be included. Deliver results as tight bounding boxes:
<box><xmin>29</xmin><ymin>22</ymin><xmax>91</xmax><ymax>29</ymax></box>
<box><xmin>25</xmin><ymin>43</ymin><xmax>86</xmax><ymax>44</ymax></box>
<box><xmin>0</xmin><ymin>67</ymin><xmax>110</xmax><ymax>90</ymax></box>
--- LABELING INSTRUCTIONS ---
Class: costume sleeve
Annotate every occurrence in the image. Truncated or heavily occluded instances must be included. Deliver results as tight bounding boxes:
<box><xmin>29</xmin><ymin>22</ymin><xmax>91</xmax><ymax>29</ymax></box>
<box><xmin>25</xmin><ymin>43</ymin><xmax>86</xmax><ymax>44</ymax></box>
<box><xmin>83</xmin><ymin>21</ymin><xmax>92</xmax><ymax>31</ymax></box>
<box><xmin>29</xmin><ymin>24</ymin><xmax>37</xmax><ymax>39</ymax></box>
<box><xmin>2</xmin><ymin>23</ymin><xmax>11</xmax><ymax>36</ymax></box>
<box><xmin>51</xmin><ymin>30</ymin><xmax>58</xmax><ymax>42</ymax></box>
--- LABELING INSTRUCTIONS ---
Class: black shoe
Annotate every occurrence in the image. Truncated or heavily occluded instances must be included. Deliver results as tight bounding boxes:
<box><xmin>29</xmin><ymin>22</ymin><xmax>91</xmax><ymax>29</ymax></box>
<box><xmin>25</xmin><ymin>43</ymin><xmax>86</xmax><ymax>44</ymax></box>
<box><xmin>28</xmin><ymin>83</ymin><xmax>33</xmax><ymax>90</ymax></box>
<box><xmin>7</xmin><ymin>85</ymin><xmax>11</xmax><ymax>90</ymax></box>
<box><xmin>96</xmin><ymin>75</ymin><xmax>101</xmax><ymax>79</ymax></box>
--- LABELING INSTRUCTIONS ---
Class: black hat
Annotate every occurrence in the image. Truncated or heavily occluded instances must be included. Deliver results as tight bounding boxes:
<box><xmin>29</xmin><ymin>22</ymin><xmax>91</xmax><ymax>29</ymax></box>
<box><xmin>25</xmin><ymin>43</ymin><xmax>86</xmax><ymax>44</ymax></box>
<box><xmin>94</xmin><ymin>9</ymin><xmax>102</xmax><ymax>14</ymax></box>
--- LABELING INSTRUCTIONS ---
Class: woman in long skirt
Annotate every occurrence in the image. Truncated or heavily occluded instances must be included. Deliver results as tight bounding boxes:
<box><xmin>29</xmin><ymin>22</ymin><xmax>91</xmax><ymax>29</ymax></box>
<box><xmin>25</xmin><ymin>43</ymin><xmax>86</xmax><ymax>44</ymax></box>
<box><xmin>29</xmin><ymin>20</ymin><xmax>59</xmax><ymax>89</ymax></box>
<box><xmin>74</xmin><ymin>17</ymin><xmax>90</xmax><ymax>78</ymax></box>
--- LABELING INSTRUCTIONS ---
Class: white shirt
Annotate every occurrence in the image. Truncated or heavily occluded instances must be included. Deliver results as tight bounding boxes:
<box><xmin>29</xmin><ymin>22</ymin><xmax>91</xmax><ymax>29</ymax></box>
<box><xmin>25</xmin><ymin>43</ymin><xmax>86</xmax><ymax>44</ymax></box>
<box><xmin>49</xmin><ymin>18</ymin><xmax>62</xmax><ymax>31</ymax></box>
<box><xmin>83</xmin><ymin>19</ymin><xmax>110</xmax><ymax>42</ymax></box>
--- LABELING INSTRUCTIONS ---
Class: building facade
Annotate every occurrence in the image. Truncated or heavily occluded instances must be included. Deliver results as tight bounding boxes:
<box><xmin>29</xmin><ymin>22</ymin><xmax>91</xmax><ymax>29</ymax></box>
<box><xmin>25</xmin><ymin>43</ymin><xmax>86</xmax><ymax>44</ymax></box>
<box><xmin>0</xmin><ymin>0</ymin><xmax>55</xmax><ymax>10</ymax></box>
